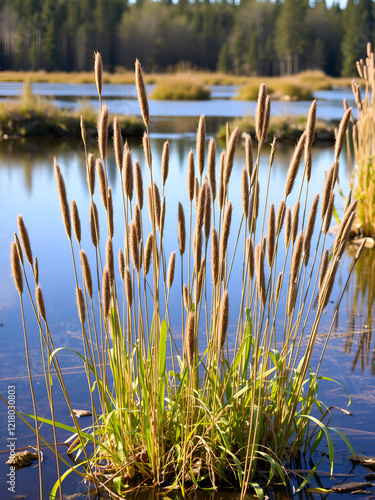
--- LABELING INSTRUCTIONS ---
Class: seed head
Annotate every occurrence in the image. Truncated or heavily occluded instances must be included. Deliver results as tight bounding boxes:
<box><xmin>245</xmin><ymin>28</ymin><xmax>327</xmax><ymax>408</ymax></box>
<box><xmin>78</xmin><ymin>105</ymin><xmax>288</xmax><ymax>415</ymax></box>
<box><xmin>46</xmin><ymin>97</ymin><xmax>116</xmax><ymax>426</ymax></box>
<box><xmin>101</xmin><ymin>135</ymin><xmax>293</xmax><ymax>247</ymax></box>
<box><xmin>11</xmin><ymin>241</ymin><xmax>23</xmax><ymax>295</ymax></box>
<box><xmin>178</xmin><ymin>202</ymin><xmax>186</xmax><ymax>256</ymax></box>
<box><xmin>87</xmin><ymin>153</ymin><xmax>95</xmax><ymax>196</ymax></box>
<box><xmin>36</xmin><ymin>285</ymin><xmax>46</xmax><ymax>322</ymax></box>
<box><xmin>197</xmin><ymin>115</ymin><xmax>206</xmax><ymax>177</ymax></box>
<box><xmin>285</xmin><ymin>131</ymin><xmax>306</xmax><ymax>199</ymax></box>
<box><xmin>135</xmin><ymin>59</ymin><xmax>149</xmax><ymax>128</ymax></box>
<box><xmin>217</xmin><ymin>290</ymin><xmax>229</xmax><ymax>352</ymax></box>
<box><xmin>80</xmin><ymin>250</ymin><xmax>93</xmax><ymax>299</ymax></box>
<box><xmin>17</xmin><ymin>215</ymin><xmax>32</xmax><ymax>266</ymax></box>
<box><xmin>186</xmin><ymin>312</ymin><xmax>195</xmax><ymax>368</ymax></box>
<box><xmin>97</xmin><ymin>104</ymin><xmax>109</xmax><ymax>161</ymax></box>
<box><xmin>162</xmin><ymin>141</ymin><xmax>169</xmax><ymax>187</ymax></box>
<box><xmin>94</xmin><ymin>51</ymin><xmax>103</xmax><ymax>97</ymax></box>
<box><xmin>54</xmin><ymin>159</ymin><xmax>71</xmax><ymax>240</ymax></box>
<box><xmin>71</xmin><ymin>200</ymin><xmax>81</xmax><ymax>244</ymax></box>
<box><xmin>208</xmin><ymin>137</ymin><xmax>216</xmax><ymax>201</ymax></box>
<box><xmin>113</xmin><ymin>115</ymin><xmax>123</xmax><ymax>173</ymax></box>
<box><xmin>134</xmin><ymin>160</ymin><xmax>144</xmax><ymax>210</ymax></box>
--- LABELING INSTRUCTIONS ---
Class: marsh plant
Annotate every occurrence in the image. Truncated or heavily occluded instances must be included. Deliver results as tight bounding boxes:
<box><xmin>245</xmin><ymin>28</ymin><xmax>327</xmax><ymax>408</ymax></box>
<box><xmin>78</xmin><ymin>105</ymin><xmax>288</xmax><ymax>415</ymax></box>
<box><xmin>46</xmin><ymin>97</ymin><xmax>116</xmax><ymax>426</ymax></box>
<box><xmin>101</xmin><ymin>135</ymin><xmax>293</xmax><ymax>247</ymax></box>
<box><xmin>345</xmin><ymin>42</ymin><xmax>375</xmax><ymax>238</ymax></box>
<box><xmin>9</xmin><ymin>54</ymin><xmax>363</xmax><ymax>499</ymax></box>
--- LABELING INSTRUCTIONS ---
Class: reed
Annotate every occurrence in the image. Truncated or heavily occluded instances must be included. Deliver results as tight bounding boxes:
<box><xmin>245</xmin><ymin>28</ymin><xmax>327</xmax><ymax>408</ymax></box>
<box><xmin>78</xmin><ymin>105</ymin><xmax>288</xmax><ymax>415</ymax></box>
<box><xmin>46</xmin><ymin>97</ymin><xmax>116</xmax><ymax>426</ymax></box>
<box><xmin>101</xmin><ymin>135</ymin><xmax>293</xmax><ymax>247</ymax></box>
<box><xmin>346</xmin><ymin>43</ymin><xmax>375</xmax><ymax>238</ymax></box>
<box><xmin>9</xmin><ymin>55</ymin><xmax>362</xmax><ymax>500</ymax></box>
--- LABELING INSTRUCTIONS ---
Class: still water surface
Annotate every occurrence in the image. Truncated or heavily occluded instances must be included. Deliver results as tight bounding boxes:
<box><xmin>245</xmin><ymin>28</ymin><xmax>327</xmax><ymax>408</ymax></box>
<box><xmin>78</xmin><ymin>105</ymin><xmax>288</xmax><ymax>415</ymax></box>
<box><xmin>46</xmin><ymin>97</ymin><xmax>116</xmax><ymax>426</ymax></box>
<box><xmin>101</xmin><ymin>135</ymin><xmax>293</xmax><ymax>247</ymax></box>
<box><xmin>0</xmin><ymin>97</ymin><xmax>374</xmax><ymax>499</ymax></box>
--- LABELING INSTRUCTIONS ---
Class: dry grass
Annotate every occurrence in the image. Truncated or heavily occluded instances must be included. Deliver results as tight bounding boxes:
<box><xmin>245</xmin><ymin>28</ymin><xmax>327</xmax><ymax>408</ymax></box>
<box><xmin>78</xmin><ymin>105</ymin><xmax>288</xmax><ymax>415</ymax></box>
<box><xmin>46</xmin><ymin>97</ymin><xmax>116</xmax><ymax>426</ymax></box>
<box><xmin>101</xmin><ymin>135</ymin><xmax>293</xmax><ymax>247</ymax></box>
<box><xmin>345</xmin><ymin>43</ymin><xmax>375</xmax><ymax>237</ymax></box>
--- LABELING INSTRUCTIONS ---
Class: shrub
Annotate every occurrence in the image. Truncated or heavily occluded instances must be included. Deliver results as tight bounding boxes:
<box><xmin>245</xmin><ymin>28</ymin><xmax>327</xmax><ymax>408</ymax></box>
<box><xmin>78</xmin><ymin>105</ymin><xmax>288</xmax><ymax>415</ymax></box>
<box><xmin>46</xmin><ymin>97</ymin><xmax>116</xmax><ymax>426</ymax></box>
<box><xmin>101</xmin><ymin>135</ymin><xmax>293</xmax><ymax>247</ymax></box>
<box><xmin>150</xmin><ymin>76</ymin><xmax>210</xmax><ymax>100</ymax></box>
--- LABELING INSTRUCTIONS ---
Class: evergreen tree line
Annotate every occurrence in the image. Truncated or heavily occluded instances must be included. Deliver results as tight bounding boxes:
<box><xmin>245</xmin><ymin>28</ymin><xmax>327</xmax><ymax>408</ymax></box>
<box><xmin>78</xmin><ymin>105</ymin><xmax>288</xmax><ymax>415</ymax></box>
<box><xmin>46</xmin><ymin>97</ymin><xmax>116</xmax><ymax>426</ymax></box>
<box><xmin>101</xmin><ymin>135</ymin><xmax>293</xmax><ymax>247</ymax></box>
<box><xmin>0</xmin><ymin>0</ymin><xmax>374</xmax><ymax>77</ymax></box>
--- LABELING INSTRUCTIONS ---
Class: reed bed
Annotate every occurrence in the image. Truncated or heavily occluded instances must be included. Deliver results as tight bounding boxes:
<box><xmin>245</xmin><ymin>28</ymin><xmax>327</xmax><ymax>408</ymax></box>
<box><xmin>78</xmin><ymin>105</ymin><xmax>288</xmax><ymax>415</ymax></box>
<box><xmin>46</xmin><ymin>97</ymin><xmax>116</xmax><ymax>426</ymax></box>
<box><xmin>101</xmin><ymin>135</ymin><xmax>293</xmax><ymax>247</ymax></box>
<box><xmin>345</xmin><ymin>42</ymin><xmax>375</xmax><ymax>238</ymax></box>
<box><xmin>9</xmin><ymin>54</ymin><xmax>362</xmax><ymax>499</ymax></box>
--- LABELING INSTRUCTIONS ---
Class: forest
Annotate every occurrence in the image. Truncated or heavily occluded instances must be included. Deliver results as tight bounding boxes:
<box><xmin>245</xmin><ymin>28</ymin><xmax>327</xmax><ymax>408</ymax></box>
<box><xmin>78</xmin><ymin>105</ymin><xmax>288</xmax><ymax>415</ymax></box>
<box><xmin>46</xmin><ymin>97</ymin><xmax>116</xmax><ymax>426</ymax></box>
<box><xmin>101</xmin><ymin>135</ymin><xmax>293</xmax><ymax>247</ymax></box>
<box><xmin>0</xmin><ymin>0</ymin><xmax>374</xmax><ymax>77</ymax></box>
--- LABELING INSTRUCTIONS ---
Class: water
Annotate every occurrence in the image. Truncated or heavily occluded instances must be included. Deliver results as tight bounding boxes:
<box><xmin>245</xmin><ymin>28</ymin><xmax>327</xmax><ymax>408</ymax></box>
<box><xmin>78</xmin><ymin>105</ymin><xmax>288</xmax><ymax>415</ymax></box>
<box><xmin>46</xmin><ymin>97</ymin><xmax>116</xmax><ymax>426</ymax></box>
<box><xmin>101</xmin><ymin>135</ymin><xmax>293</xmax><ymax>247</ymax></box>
<box><xmin>0</xmin><ymin>88</ymin><xmax>374</xmax><ymax>499</ymax></box>
<box><xmin>0</xmin><ymin>82</ymin><xmax>358</xmax><ymax>120</ymax></box>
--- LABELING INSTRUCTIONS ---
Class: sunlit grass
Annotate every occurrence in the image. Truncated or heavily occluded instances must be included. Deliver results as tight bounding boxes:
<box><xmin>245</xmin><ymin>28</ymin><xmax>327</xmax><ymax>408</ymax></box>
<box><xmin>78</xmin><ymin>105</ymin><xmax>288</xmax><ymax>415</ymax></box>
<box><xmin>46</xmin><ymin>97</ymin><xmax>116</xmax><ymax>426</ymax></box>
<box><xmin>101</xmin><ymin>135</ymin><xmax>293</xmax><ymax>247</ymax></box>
<box><xmin>8</xmin><ymin>56</ymin><xmax>363</xmax><ymax>500</ymax></box>
<box><xmin>345</xmin><ymin>43</ymin><xmax>375</xmax><ymax>238</ymax></box>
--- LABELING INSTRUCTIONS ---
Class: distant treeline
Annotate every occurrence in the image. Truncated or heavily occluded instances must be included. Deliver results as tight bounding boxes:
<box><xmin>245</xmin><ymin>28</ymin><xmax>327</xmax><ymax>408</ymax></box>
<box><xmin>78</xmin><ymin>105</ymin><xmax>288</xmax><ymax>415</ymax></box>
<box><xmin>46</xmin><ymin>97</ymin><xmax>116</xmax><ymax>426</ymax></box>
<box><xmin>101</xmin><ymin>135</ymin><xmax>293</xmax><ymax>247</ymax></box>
<box><xmin>0</xmin><ymin>0</ymin><xmax>374</xmax><ymax>76</ymax></box>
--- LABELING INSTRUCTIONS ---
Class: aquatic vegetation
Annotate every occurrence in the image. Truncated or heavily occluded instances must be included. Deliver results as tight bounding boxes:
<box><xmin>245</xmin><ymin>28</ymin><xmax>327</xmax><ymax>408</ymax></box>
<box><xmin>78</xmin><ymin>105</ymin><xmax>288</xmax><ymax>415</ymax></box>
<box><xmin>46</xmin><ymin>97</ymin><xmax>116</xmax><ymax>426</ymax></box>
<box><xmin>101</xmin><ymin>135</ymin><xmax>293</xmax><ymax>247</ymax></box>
<box><xmin>150</xmin><ymin>75</ymin><xmax>210</xmax><ymax>100</ymax></box>
<box><xmin>345</xmin><ymin>42</ymin><xmax>375</xmax><ymax>238</ymax></box>
<box><xmin>0</xmin><ymin>81</ymin><xmax>144</xmax><ymax>139</ymax></box>
<box><xmin>8</xmin><ymin>54</ymin><xmax>363</xmax><ymax>499</ymax></box>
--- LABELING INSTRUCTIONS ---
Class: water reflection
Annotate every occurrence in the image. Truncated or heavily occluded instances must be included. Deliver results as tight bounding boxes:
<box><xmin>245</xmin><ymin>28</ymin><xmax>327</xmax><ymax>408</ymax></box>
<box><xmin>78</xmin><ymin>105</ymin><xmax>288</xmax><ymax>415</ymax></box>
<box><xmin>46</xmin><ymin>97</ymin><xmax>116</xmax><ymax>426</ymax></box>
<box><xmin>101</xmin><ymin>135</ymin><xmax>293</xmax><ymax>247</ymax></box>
<box><xmin>343</xmin><ymin>247</ymin><xmax>375</xmax><ymax>376</ymax></box>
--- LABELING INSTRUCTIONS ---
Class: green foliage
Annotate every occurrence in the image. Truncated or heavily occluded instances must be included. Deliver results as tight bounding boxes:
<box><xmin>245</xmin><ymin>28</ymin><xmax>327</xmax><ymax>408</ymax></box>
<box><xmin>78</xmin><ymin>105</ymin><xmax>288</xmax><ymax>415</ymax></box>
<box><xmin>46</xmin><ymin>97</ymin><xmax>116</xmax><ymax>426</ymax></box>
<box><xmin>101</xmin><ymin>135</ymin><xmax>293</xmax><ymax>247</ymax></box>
<box><xmin>217</xmin><ymin>44</ymin><xmax>232</xmax><ymax>74</ymax></box>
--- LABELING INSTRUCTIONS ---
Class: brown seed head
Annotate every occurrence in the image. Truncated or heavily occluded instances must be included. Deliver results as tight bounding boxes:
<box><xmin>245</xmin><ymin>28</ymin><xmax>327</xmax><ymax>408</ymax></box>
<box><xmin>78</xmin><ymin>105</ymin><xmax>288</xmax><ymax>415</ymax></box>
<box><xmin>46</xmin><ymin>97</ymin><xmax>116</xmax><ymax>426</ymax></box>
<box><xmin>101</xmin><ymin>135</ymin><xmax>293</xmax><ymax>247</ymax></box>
<box><xmin>208</xmin><ymin>137</ymin><xmax>216</xmax><ymax>201</ymax></box>
<box><xmin>54</xmin><ymin>159</ymin><xmax>71</xmax><ymax>240</ymax></box>
<box><xmin>287</xmin><ymin>285</ymin><xmax>297</xmax><ymax>317</ymax></box>
<box><xmin>194</xmin><ymin>228</ymin><xmax>203</xmax><ymax>273</ymax></box>
<box><xmin>305</xmin><ymin>100</ymin><xmax>316</xmax><ymax>170</ymax></box>
<box><xmin>17</xmin><ymin>215</ymin><xmax>32</xmax><ymax>266</ymax></box>
<box><xmin>183</xmin><ymin>284</ymin><xmax>189</xmax><ymax>312</ymax></box>
<box><xmin>94</xmin><ymin>52</ymin><xmax>103</xmax><ymax>96</ymax></box>
<box><xmin>123</xmin><ymin>145</ymin><xmax>134</xmax><ymax>201</ymax></box>
<box><xmin>290</xmin><ymin>231</ymin><xmax>304</xmax><ymax>283</ymax></box>
<box><xmin>255</xmin><ymin>84</ymin><xmax>267</xmax><ymax>143</ymax></box>
<box><xmin>135</xmin><ymin>59</ymin><xmax>149</xmax><ymax>128</ymax></box>
<box><xmin>76</xmin><ymin>286</ymin><xmax>85</xmax><ymax>324</ymax></box>
<box><xmin>90</xmin><ymin>201</ymin><xmax>100</xmax><ymax>247</ymax></box>
<box><xmin>255</xmin><ymin>243</ymin><xmax>266</xmax><ymax>306</ymax></box>
<box><xmin>267</xmin><ymin>203</ymin><xmax>275</xmax><ymax>267</ymax></box>
<box><xmin>87</xmin><ymin>153</ymin><xmax>95</xmax><ymax>196</ymax></box>
<box><xmin>134</xmin><ymin>160</ymin><xmax>144</xmax><ymax>210</ymax></box>
<box><xmin>319</xmin><ymin>249</ymin><xmax>329</xmax><ymax>292</ymax></box>
<box><xmin>276</xmin><ymin>272</ymin><xmax>283</xmax><ymax>302</ymax></box>
<box><xmin>261</xmin><ymin>95</ymin><xmax>271</xmax><ymax>143</ymax></box>
<box><xmin>125</xmin><ymin>267</ymin><xmax>132</xmax><ymax>307</ymax></box>
<box><xmin>319</xmin><ymin>257</ymin><xmax>339</xmax><ymax>309</ymax></box>
<box><xmin>34</xmin><ymin>257</ymin><xmax>38</xmax><ymax>285</ymax></box>
<box><xmin>219</xmin><ymin>202</ymin><xmax>233</xmax><ymax>263</ymax></box>
<box><xmin>186</xmin><ymin>312</ymin><xmax>196</xmax><ymax>368</ymax></box>
<box><xmin>333</xmin><ymin>200</ymin><xmax>358</xmax><ymax>255</ymax></box>
<box><xmin>11</xmin><ymin>241</ymin><xmax>23</xmax><ymax>295</ymax></box>
<box><xmin>224</xmin><ymin>127</ymin><xmax>239</xmax><ymax>187</ymax></box>
<box><xmin>244</xmin><ymin>133</ymin><xmax>253</xmax><ymax>179</ymax></box>
<box><xmin>97</xmin><ymin>159</ymin><xmax>108</xmax><ymax>210</ymax></box>
<box><xmin>211</xmin><ymin>227</ymin><xmax>219</xmax><ymax>286</ymax></box>
<box><xmin>275</xmin><ymin>200</ymin><xmax>286</xmax><ymax>235</ymax></box>
<box><xmin>144</xmin><ymin>233</ymin><xmax>153</xmax><ymax>275</ymax></box>
<box><xmin>241</xmin><ymin>168</ymin><xmax>249</xmax><ymax>218</ymax></box>
<box><xmin>129</xmin><ymin>222</ymin><xmax>140</xmax><ymax>272</ymax></box>
<box><xmin>178</xmin><ymin>202</ymin><xmax>186</xmax><ymax>256</ymax></box>
<box><xmin>197</xmin><ymin>115</ymin><xmax>206</xmax><ymax>177</ymax></box>
<box><xmin>134</xmin><ymin>204</ymin><xmax>142</xmax><ymax>245</ymax></box>
<box><xmin>113</xmin><ymin>115</ymin><xmax>123</xmax><ymax>172</ymax></box>
<box><xmin>196</xmin><ymin>182</ymin><xmax>206</xmax><ymax>231</ymax></box>
<box><xmin>204</xmin><ymin>181</ymin><xmax>211</xmax><ymax>240</ymax></box>
<box><xmin>36</xmin><ymin>285</ymin><xmax>46</xmax><ymax>322</ymax></box>
<box><xmin>80</xmin><ymin>250</ymin><xmax>93</xmax><ymax>299</ymax></box>
<box><xmin>321</xmin><ymin>163</ymin><xmax>336</xmax><ymax>220</ymax></box>
<box><xmin>335</xmin><ymin>108</ymin><xmax>352</xmax><ymax>161</ymax></box>
<box><xmin>143</xmin><ymin>132</ymin><xmax>152</xmax><ymax>168</ymax></box>
<box><xmin>106</xmin><ymin>238</ymin><xmax>115</xmax><ymax>286</ymax></box>
<box><xmin>153</xmin><ymin>182</ymin><xmax>161</xmax><ymax>231</ymax></box>
<box><xmin>71</xmin><ymin>200</ymin><xmax>81</xmax><ymax>244</ymax></box>
<box><xmin>291</xmin><ymin>202</ymin><xmax>300</xmax><ymax>244</ymax></box>
<box><xmin>118</xmin><ymin>248</ymin><xmax>125</xmax><ymax>281</ymax></box>
<box><xmin>218</xmin><ymin>150</ymin><xmax>225</xmax><ymax>210</ymax></box>
<box><xmin>167</xmin><ymin>251</ymin><xmax>176</xmax><ymax>291</ymax></box>
<box><xmin>285</xmin><ymin>131</ymin><xmax>306</xmax><ymax>199</ymax></box>
<box><xmin>194</xmin><ymin>177</ymin><xmax>199</xmax><ymax>211</ymax></box>
<box><xmin>102</xmin><ymin>267</ymin><xmax>111</xmax><ymax>318</ymax></box>
<box><xmin>188</xmin><ymin>150</ymin><xmax>195</xmax><ymax>202</ymax></box>
<box><xmin>162</xmin><ymin>141</ymin><xmax>169</xmax><ymax>187</ymax></box>
<box><xmin>97</xmin><ymin>105</ymin><xmax>109</xmax><ymax>161</ymax></box>
<box><xmin>324</xmin><ymin>193</ymin><xmax>335</xmax><ymax>234</ymax></box>
<box><xmin>217</xmin><ymin>290</ymin><xmax>229</xmax><ymax>352</ymax></box>
<box><xmin>247</xmin><ymin>237</ymin><xmax>254</xmax><ymax>279</ymax></box>
<box><xmin>80</xmin><ymin>115</ymin><xmax>87</xmax><ymax>147</ymax></box>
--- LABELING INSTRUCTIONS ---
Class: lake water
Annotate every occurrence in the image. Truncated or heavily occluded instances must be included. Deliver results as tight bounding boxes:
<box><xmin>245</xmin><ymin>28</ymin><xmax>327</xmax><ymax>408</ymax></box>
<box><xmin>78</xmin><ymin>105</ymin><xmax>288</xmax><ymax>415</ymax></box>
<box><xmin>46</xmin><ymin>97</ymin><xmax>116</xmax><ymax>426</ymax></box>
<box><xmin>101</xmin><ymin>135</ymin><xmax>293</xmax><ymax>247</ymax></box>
<box><xmin>0</xmin><ymin>84</ymin><xmax>374</xmax><ymax>499</ymax></box>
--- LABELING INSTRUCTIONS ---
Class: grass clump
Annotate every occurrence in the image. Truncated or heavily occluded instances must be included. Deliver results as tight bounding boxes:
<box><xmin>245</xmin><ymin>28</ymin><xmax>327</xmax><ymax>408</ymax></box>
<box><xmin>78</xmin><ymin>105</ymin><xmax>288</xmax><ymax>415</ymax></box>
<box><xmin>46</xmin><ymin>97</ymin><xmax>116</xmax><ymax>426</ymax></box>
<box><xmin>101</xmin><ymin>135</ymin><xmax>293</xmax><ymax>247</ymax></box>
<box><xmin>218</xmin><ymin>115</ymin><xmax>336</xmax><ymax>144</ymax></box>
<box><xmin>237</xmin><ymin>82</ymin><xmax>312</xmax><ymax>101</ymax></box>
<box><xmin>345</xmin><ymin>43</ymin><xmax>375</xmax><ymax>238</ymax></box>
<box><xmin>8</xmin><ymin>55</ymin><xmax>363</xmax><ymax>500</ymax></box>
<box><xmin>150</xmin><ymin>75</ymin><xmax>210</xmax><ymax>100</ymax></box>
<box><xmin>0</xmin><ymin>81</ymin><xmax>144</xmax><ymax>138</ymax></box>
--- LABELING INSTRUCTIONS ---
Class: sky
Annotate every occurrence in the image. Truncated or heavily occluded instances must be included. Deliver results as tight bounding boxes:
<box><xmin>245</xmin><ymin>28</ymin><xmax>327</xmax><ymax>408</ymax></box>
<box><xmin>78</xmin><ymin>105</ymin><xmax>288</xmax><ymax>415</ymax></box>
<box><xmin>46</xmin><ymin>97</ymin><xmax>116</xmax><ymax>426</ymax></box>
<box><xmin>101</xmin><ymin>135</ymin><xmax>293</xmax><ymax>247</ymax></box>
<box><xmin>325</xmin><ymin>0</ymin><xmax>348</xmax><ymax>7</ymax></box>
